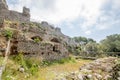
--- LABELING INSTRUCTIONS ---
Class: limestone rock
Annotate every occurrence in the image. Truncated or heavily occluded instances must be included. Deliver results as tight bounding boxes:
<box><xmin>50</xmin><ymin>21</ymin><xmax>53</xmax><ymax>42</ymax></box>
<box><xmin>94</xmin><ymin>73</ymin><xmax>102</xmax><ymax>79</ymax></box>
<box><xmin>54</xmin><ymin>57</ymin><xmax>118</xmax><ymax>80</ymax></box>
<box><xmin>111</xmin><ymin>63</ymin><xmax>120</xmax><ymax>80</ymax></box>
<box><xmin>19</xmin><ymin>66</ymin><xmax>25</xmax><ymax>73</ymax></box>
<box><xmin>77</xmin><ymin>74</ymin><xmax>84</xmax><ymax>80</ymax></box>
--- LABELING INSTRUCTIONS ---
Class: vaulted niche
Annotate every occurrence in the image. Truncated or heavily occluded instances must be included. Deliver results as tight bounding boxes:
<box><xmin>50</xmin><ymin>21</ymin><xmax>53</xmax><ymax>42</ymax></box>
<box><xmin>53</xmin><ymin>45</ymin><xmax>61</xmax><ymax>53</ymax></box>
<box><xmin>51</xmin><ymin>38</ymin><xmax>60</xmax><ymax>43</ymax></box>
<box><xmin>31</xmin><ymin>36</ymin><xmax>43</xmax><ymax>41</ymax></box>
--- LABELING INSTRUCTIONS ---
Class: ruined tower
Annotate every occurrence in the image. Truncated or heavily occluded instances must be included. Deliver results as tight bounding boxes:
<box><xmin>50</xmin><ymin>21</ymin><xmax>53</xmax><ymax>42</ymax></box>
<box><xmin>22</xmin><ymin>6</ymin><xmax>30</xmax><ymax>21</ymax></box>
<box><xmin>0</xmin><ymin>0</ymin><xmax>8</xmax><ymax>10</ymax></box>
<box><xmin>0</xmin><ymin>0</ymin><xmax>30</xmax><ymax>22</ymax></box>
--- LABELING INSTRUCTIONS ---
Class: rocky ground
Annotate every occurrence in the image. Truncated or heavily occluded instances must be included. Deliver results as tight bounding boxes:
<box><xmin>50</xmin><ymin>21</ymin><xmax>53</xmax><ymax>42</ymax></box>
<box><xmin>54</xmin><ymin>57</ymin><xmax>120</xmax><ymax>80</ymax></box>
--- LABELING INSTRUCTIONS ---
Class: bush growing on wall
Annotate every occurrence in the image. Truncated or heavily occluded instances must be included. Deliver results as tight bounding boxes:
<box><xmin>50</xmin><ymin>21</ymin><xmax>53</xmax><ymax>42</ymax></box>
<box><xmin>4</xmin><ymin>29</ymin><xmax>13</xmax><ymax>39</ymax></box>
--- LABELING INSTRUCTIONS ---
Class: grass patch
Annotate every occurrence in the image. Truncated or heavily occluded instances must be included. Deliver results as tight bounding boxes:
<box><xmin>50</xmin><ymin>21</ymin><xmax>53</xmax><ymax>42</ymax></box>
<box><xmin>40</xmin><ymin>57</ymin><xmax>76</xmax><ymax>66</ymax></box>
<box><xmin>0</xmin><ymin>57</ymin><xmax>4</xmax><ymax>66</ymax></box>
<box><xmin>10</xmin><ymin>53</ymin><xmax>40</xmax><ymax>75</ymax></box>
<box><xmin>1</xmin><ymin>54</ymin><xmax>92</xmax><ymax>80</ymax></box>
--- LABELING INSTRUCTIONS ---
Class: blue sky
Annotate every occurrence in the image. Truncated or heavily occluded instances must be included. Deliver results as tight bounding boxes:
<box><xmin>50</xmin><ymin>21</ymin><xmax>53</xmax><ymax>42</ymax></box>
<box><xmin>6</xmin><ymin>0</ymin><xmax>120</xmax><ymax>42</ymax></box>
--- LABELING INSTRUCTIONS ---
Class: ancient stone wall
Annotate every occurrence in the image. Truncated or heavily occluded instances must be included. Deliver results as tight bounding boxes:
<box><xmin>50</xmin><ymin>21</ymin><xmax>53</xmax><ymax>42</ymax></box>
<box><xmin>10</xmin><ymin>40</ymin><xmax>69</xmax><ymax>60</ymax></box>
<box><xmin>0</xmin><ymin>0</ymin><xmax>30</xmax><ymax>22</ymax></box>
<box><xmin>0</xmin><ymin>0</ymin><xmax>8</xmax><ymax>10</ymax></box>
<box><xmin>0</xmin><ymin>0</ymin><xmax>76</xmax><ymax>60</ymax></box>
<box><xmin>0</xmin><ymin>20</ymin><xmax>74</xmax><ymax>60</ymax></box>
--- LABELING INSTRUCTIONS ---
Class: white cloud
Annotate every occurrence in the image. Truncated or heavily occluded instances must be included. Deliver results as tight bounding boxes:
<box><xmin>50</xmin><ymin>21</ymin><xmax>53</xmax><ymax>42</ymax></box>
<box><xmin>85</xmin><ymin>30</ymin><xmax>92</xmax><ymax>35</ymax></box>
<box><xmin>96</xmin><ymin>19</ymin><xmax>120</xmax><ymax>30</ymax></box>
<box><xmin>112</xmin><ymin>0</ymin><xmax>120</xmax><ymax>9</ymax></box>
<box><xmin>8</xmin><ymin>0</ymin><xmax>105</xmax><ymax>24</ymax></box>
<box><xmin>95</xmin><ymin>0</ymin><xmax>120</xmax><ymax>30</ymax></box>
<box><xmin>7</xmin><ymin>0</ymin><xmax>120</xmax><ymax>36</ymax></box>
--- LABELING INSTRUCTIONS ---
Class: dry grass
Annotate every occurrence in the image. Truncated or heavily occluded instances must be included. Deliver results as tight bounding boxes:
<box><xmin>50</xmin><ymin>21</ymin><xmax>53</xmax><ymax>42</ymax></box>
<box><xmin>30</xmin><ymin>59</ymin><xmax>92</xmax><ymax>80</ymax></box>
<box><xmin>1</xmin><ymin>58</ymin><xmax>92</xmax><ymax>80</ymax></box>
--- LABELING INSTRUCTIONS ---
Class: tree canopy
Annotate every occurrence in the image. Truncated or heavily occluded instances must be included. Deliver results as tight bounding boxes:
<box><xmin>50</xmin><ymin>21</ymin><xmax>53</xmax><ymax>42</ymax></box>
<box><xmin>73</xmin><ymin>36</ymin><xmax>96</xmax><ymax>44</ymax></box>
<box><xmin>100</xmin><ymin>34</ymin><xmax>120</xmax><ymax>52</ymax></box>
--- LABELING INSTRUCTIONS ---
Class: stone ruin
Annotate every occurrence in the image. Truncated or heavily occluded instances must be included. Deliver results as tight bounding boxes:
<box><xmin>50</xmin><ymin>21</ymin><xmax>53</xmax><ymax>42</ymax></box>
<box><xmin>54</xmin><ymin>57</ymin><xmax>118</xmax><ymax>80</ymax></box>
<box><xmin>0</xmin><ymin>0</ymin><xmax>30</xmax><ymax>22</ymax></box>
<box><xmin>0</xmin><ymin>0</ymin><xmax>78</xmax><ymax>60</ymax></box>
<box><xmin>0</xmin><ymin>0</ymin><xmax>8</xmax><ymax>10</ymax></box>
<box><xmin>8</xmin><ymin>22</ymin><xmax>70</xmax><ymax>60</ymax></box>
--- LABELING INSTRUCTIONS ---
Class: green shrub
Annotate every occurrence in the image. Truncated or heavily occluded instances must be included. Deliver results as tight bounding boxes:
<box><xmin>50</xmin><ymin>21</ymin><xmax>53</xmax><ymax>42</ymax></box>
<box><xmin>12</xmin><ymin>53</ymin><xmax>27</xmax><ymax>70</ymax></box>
<box><xmin>4</xmin><ymin>29</ymin><xmax>13</xmax><ymax>39</ymax></box>
<box><xmin>33</xmin><ymin>37</ymin><xmax>41</xmax><ymax>43</ymax></box>
<box><xmin>2</xmin><ymin>69</ymin><xmax>16</xmax><ymax>80</ymax></box>
<box><xmin>12</xmin><ymin>53</ymin><xmax>39</xmax><ymax>75</ymax></box>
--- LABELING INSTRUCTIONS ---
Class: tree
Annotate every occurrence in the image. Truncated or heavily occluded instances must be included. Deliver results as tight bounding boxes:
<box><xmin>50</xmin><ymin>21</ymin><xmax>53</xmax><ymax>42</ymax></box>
<box><xmin>85</xmin><ymin>42</ymin><xmax>98</xmax><ymax>52</ymax></box>
<box><xmin>100</xmin><ymin>34</ymin><xmax>120</xmax><ymax>52</ymax></box>
<box><xmin>73</xmin><ymin>36</ymin><xmax>96</xmax><ymax>44</ymax></box>
<box><xmin>87</xmin><ymin>38</ymin><xmax>96</xmax><ymax>43</ymax></box>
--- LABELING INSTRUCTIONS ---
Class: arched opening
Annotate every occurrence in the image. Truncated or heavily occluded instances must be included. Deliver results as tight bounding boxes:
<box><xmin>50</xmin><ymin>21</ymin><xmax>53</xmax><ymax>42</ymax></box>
<box><xmin>41</xmin><ymin>52</ymin><xmax>44</xmax><ymax>55</ymax></box>
<box><xmin>31</xmin><ymin>36</ymin><xmax>43</xmax><ymax>42</ymax></box>
<box><xmin>51</xmin><ymin>38</ymin><xmax>60</xmax><ymax>43</ymax></box>
<box><xmin>53</xmin><ymin>45</ymin><xmax>60</xmax><ymax>53</ymax></box>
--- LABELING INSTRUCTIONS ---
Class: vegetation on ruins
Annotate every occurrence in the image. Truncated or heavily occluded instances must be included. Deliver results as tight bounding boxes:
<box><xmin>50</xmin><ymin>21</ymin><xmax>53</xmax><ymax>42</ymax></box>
<box><xmin>3</xmin><ymin>29</ymin><xmax>13</xmax><ymax>39</ymax></box>
<box><xmin>33</xmin><ymin>37</ymin><xmax>42</xmax><ymax>43</ymax></box>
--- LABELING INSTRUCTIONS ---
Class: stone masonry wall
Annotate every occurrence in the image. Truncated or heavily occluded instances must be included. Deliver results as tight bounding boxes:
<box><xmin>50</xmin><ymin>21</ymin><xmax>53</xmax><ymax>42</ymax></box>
<box><xmin>0</xmin><ymin>0</ymin><xmax>75</xmax><ymax>60</ymax></box>
<box><xmin>0</xmin><ymin>0</ymin><xmax>30</xmax><ymax>22</ymax></box>
<box><xmin>11</xmin><ymin>40</ymin><xmax>69</xmax><ymax>60</ymax></box>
